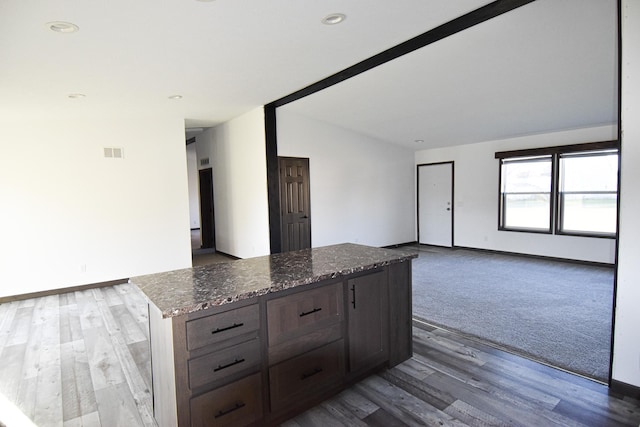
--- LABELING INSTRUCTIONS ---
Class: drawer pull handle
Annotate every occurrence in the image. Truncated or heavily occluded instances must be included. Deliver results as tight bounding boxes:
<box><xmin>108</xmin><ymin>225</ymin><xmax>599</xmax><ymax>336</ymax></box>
<box><xmin>300</xmin><ymin>367</ymin><xmax>323</xmax><ymax>380</ymax></box>
<box><xmin>211</xmin><ymin>322</ymin><xmax>244</xmax><ymax>334</ymax></box>
<box><xmin>213</xmin><ymin>358</ymin><xmax>245</xmax><ymax>372</ymax></box>
<box><xmin>214</xmin><ymin>402</ymin><xmax>246</xmax><ymax>419</ymax></box>
<box><xmin>299</xmin><ymin>307</ymin><xmax>322</xmax><ymax>317</ymax></box>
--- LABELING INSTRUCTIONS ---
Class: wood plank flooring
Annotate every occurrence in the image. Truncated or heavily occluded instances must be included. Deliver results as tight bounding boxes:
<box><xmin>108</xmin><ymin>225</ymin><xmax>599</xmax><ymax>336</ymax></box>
<box><xmin>1</xmin><ymin>283</ymin><xmax>639</xmax><ymax>426</ymax></box>
<box><xmin>0</xmin><ymin>285</ymin><xmax>154</xmax><ymax>427</ymax></box>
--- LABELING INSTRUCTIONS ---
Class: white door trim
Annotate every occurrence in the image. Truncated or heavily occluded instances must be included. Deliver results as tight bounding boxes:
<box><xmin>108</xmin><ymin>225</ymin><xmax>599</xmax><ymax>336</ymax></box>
<box><xmin>417</xmin><ymin>161</ymin><xmax>454</xmax><ymax>247</ymax></box>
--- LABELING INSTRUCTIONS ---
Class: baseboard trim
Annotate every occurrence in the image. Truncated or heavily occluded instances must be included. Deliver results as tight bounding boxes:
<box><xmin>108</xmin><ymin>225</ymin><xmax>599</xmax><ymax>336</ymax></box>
<box><xmin>215</xmin><ymin>250</ymin><xmax>242</xmax><ymax>260</ymax></box>
<box><xmin>0</xmin><ymin>278</ymin><xmax>129</xmax><ymax>304</ymax></box>
<box><xmin>382</xmin><ymin>241</ymin><xmax>418</xmax><ymax>249</ymax></box>
<box><xmin>435</xmin><ymin>244</ymin><xmax>615</xmax><ymax>268</ymax></box>
<box><xmin>610</xmin><ymin>379</ymin><xmax>640</xmax><ymax>399</ymax></box>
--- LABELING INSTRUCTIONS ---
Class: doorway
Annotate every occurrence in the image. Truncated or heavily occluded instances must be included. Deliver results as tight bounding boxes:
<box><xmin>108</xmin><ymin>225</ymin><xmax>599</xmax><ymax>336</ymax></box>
<box><xmin>417</xmin><ymin>162</ymin><xmax>454</xmax><ymax>247</ymax></box>
<box><xmin>198</xmin><ymin>168</ymin><xmax>215</xmax><ymax>252</ymax></box>
<box><xmin>279</xmin><ymin>157</ymin><xmax>311</xmax><ymax>252</ymax></box>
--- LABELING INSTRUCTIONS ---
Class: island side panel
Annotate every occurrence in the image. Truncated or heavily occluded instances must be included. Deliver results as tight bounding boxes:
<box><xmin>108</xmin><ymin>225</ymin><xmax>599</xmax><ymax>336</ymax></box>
<box><xmin>148</xmin><ymin>303</ymin><xmax>178</xmax><ymax>427</ymax></box>
<box><xmin>388</xmin><ymin>260</ymin><xmax>413</xmax><ymax>366</ymax></box>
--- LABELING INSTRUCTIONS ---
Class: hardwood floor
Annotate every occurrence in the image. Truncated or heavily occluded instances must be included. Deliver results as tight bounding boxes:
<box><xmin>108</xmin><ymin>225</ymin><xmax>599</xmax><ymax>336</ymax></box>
<box><xmin>1</xmin><ymin>284</ymin><xmax>639</xmax><ymax>426</ymax></box>
<box><xmin>0</xmin><ymin>284</ymin><xmax>154</xmax><ymax>427</ymax></box>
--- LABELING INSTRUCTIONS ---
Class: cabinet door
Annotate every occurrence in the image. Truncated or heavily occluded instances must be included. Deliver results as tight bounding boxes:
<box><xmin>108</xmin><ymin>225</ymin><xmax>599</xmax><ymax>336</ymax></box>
<box><xmin>347</xmin><ymin>269</ymin><xmax>388</xmax><ymax>374</ymax></box>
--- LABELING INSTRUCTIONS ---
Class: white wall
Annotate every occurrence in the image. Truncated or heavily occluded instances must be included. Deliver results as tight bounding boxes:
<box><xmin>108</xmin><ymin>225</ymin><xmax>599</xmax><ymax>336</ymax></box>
<box><xmin>186</xmin><ymin>144</ymin><xmax>201</xmax><ymax>229</ymax></box>
<box><xmin>612</xmin><ymin>0</ymin><xmax>640</xmax><ymax>388</ymax></box>
<box><xmin>0</xmin><ymin>115</ymin><xmax>192</xmax><ymax>298</ymax></box>
<box><xmin>195</xmin><ymin>108</ymin><xmax>270</xmax><ymax>259</ymax></box>
<box><xmin>277</xmin><ymin>110</ymin><xmax>415</xmax><ymax>248</ymax></box>
<box><xmin>415</xmin><ymin>125</ymin><xmax>617</xmax><ymax>264</ymax></box>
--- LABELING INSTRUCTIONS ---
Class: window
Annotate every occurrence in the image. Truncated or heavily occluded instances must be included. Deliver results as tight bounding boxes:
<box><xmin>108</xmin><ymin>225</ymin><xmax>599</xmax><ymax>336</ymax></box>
<box><xmin>500</xmin><ymin>156</ymin><xmax>552</xmax><ymax>232</ymax></box>
<box><xmin>558</xmin><ymin>150</ymin><xmax>618</xmax><ymax>235</ymax></box>
<box><xmin>496</xmin><ymin>142</ymin><xmax>619</xmax><ymax>238</ymax></box>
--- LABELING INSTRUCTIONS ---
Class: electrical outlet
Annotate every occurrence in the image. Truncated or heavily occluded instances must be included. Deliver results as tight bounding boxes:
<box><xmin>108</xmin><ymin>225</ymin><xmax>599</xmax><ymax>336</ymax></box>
<box><xmin>80</xmin><ymin>264</ymin><xmax>87</xmax><ymax>273</ymax></box>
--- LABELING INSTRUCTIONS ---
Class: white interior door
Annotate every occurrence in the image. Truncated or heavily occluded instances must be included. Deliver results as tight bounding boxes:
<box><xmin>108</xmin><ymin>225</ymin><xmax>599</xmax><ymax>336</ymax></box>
<box><xmin>418</xmin><ymin>163</ymin><xmax>453</xmax><ymax>247</ymax></box>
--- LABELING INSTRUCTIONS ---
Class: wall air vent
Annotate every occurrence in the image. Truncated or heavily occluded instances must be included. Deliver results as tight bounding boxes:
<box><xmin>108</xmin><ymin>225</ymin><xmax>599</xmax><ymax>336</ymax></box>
<box><xmin>104</xmin><ymin>147</ymin><xmax>124</xmax><ymax>159</ymax></box>
<box><xmin>200</xmin><ymin>158</ymin><xmax>210</xmax><ymax>166</ymax></box>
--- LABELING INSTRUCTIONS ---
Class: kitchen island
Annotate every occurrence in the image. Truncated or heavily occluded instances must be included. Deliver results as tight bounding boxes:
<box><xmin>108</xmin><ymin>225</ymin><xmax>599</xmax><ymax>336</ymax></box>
<box><xmin>130</xmin><ymin>243</ymin><xmax>417</xmax><ymax>427</ymax></box>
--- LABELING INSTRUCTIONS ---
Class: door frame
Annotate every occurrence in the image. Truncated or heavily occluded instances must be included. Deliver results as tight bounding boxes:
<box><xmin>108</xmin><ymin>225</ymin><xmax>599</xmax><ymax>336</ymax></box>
<box><xmin>417</xmin><ymin>161</ymin><xmax>455</xmax><ymax>247</ymax></box>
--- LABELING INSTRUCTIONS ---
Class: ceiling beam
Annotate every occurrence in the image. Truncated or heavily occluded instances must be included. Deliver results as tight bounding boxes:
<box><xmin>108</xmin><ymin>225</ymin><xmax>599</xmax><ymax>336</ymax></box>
<box><xmin>265</xmin><ymin>0</ymin><xmax>538</xmax><ymax>254</ymax></box>
<box><xmin>268</xmin><ymin>0</ymin><xmax>537</xmax><ymax>108</ymax></box>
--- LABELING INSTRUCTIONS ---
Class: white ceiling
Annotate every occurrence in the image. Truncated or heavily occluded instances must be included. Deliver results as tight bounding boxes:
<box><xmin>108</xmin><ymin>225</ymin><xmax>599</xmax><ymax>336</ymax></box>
<box><xmin>1</xmin><ymin>0</ymin><xmax>617</xmax><ymax>150</ymax></box>
<box><xmin>282</xmin><ymin>0</ymin><xmax>618</xmax><ymax>150</ymax></box>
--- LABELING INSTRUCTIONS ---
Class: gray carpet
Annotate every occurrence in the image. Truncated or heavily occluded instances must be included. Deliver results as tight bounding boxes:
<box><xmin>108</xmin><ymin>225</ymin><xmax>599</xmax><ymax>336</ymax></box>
<box><xmin>411</xmin><ymin>246</ymin><xmax>614</xmax><ymax>382</ymax></box>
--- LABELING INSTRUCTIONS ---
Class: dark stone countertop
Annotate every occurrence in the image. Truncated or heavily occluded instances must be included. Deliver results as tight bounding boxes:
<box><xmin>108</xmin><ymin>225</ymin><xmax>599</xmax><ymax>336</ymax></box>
<box><xmin>129</xmin><ymin>243</ymin><xmax>417</xmax><ymax>318</ymax></box>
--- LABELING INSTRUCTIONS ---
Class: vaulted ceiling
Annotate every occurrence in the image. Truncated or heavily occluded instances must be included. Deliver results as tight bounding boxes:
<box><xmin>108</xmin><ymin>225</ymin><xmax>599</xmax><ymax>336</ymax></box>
<box><xmin>1</xmin><ymin>0</ymin><xmax>617</xmax><ymax>150</ymax></box>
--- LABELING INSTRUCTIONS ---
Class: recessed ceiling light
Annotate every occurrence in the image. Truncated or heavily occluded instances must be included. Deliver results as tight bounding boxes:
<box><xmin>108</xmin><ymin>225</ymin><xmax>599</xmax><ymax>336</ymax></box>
<box><xmin>322</xmin><ymin>13</ymin><xmax>346</xmax><ymax>25</ymax></box>
<box><xmin>168</xmin><ymin>95</ymin><xmax>183</xmax><ymax>100</ymax></box>
<box><xmin>68</xmin><ymin>93</ymin><xmax>86</xmax><ymax>99</ymax></box>
<box><xmin>415</xmin><ymin>139</ymin><xmax>425</xmax><ymax>144</ymax></box>
<box><xmin>47</xmin><ymin>21</ymin><xmax>79</xmax><ymax>33</ymax></box>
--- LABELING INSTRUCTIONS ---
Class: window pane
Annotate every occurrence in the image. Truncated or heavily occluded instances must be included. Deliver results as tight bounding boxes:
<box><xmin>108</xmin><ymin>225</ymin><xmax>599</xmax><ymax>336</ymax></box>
<box><xmin>504</xmin><ymin>194</ymin><xmax>550</xmax><ymax>230</ymax></box>
<box><xmin>502</xmin><ymin>157</ymin><xmax>552</xmax><ymax>193</ymax></box>
<box><xmin>501</xmin><ymin>156</ymin><xmax>551</xmax><ymax>231</ymax></box>
<box><xmin>560</xmin><ymin>153</ymin><xmax>618</xmax><ymax>192</ymax></box>
<box><xmin>561</xmin><ymin>193</ymin><xmax>617</xmax><ymax>234</ymax></box>
<box><xmin>559</xmin><ymin>150</ymin><xmax>618</xmax><ymax>235</ymax></box>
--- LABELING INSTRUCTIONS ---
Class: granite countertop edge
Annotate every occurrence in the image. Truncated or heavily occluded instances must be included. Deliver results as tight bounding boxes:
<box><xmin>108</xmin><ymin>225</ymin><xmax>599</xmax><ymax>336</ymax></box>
<box><xmin>131</xmin><ymin>244</ymin><xmax>418</xmax><ymax>319</ymax></box>
<box><xmin>160</xmin><ymin>255</ymin><xmax>415</xmax><ymax>318</ymax></box>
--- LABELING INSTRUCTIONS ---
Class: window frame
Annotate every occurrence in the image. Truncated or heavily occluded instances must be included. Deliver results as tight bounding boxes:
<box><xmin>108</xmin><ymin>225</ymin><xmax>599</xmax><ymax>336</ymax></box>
<box><xmin>498</xmin><ymin>155</ymin><xmax>554</xmax><ymax>234</ymax></box>
<box><xmin>495</xmin><ymin>141</ymin><xmax>619</xmax><ymax>239</ymax></box>
<box><xmin>555</xmin><ymin>149</ymin><xmax>619</xmax><ymax>238</ymax></box>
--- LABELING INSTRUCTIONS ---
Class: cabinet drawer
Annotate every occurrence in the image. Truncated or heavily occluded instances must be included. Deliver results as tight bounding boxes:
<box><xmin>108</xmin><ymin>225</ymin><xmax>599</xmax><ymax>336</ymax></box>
<box><xmin>186</xmin><ymin>304</ymin><xmax>259</xmax><ymax>351</ymax></box>
<box><xmin>190</xmin><ymin>372</ymin><xmax>262</xmax><ymax>427</ymax></box>
<box><xmin>268</xmin><ymin>322</ymin><xmax>342</xmax><ymax>366</ymax></box>
<box><xmin>269</xmin><ymin>339</ymin><xmax>344</xmax><ymax>412</ymax></box>
<box><xmin>267</xmin><ymin>282</ymin><xmax>343</xmax><ymax>346</ymax></box>
<box><xmin>188</xmin><ymin>338</ymin><xmax>261</xmax><ymax>390</ymax></box>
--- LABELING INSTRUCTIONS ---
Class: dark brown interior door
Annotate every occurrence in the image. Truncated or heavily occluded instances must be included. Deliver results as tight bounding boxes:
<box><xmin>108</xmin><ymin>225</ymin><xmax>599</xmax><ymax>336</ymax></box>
<box><xmin>279</xmin><ymin>157</ymin><xmax>311</xmax><ymax>252</ymax></box>
<box><xmin>198</xmin><ymin>168</ymin><xmax>215</xmax><ymax>250</ymax></box>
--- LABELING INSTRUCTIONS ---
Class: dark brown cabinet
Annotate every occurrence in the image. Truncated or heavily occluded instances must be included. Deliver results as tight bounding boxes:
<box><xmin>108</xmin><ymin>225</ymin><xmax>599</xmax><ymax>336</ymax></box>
<box><xmin>388</xmin><ymin>261</ymin><xmax>413</xmax><ymax>366</ymax></box>
<box><xmin>267</xmin><ymin>281</ymin><xmax>343</xmax><ymax>359</ymax></box>
<box><xmin>347</xmin><ymin>269</ymin><xmax>389</xmax><ymax>376</ymax></box>
<box><xmin>269</xmin><ymin>339</ymin><xmax>345</xmax><ymax>412</ymax></box>
<box><xmin>149</xmin><ymin>301</ymin><xmax>263</xmax><ymax>427</ymax></box>
<box><xmin>185</xmin><ymin>304</ymin><xmax>259</xmax><ymax>351</ymax></box>
<box><xmin>147</xmin><ymin>263</ymin><xmax>412</xmax><ymax>427</ymax></box>
<box><xmin>187</xmin><ymin>337</ymin><xmax>261</xmax><ymax>390</ymax></box>
<box><xmin>267</xmin><ymin>281</ymin><xmax>345</xmax><ymax>414</ymax></box>
<box><xmin>190</xmin><ymin>372</ymin><xmax>262</xmax><ymax>427</ymax></box>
